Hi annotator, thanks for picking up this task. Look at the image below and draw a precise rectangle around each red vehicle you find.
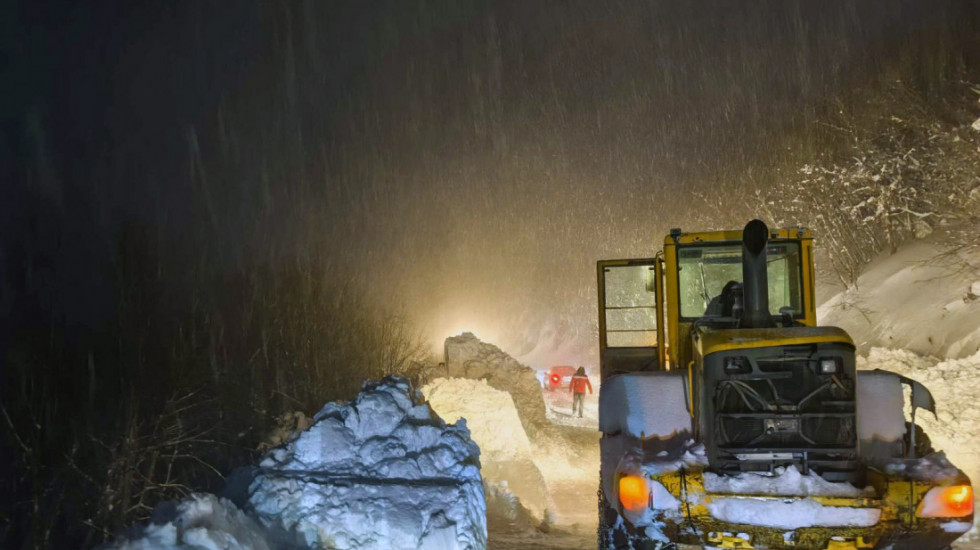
[544,365,577,391]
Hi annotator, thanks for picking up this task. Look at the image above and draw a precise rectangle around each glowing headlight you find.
[918,485,974,518]
[818,358,840,375]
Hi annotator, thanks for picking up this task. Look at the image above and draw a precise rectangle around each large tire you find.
[597,484,677,550]
[598,484,616,550]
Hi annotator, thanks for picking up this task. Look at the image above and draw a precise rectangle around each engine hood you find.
[695,326,854,357]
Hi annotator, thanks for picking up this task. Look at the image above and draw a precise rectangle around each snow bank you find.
[247,377,487,550]
[818,234,980,359]
[103,494,272,550]
[704,465,873,497]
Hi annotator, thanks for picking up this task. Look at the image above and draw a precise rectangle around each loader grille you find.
[704,345,858,480]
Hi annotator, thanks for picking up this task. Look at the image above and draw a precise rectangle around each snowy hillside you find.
[819,227,980,358]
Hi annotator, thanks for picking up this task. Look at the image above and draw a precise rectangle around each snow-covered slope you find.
[819,231,980,358]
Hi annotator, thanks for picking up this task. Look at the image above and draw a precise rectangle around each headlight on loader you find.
[618,474,651,512]
[918,485,973,518]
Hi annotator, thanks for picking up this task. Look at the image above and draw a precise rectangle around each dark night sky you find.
[3,1,977,364]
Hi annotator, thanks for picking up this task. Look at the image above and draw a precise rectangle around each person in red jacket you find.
[569,366,593,418]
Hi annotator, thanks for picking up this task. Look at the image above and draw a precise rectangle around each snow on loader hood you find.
[103,377,488,550]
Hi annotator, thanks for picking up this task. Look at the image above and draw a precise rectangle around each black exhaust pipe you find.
[742,219,774,328]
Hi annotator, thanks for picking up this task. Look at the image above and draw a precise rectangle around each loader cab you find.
[597,227,818,382]
[663,226,818,372]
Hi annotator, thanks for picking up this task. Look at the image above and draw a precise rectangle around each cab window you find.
[602,264,658,347]
[677,242,803,320]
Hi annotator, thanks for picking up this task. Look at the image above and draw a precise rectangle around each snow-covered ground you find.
[102,494,274,550]
[541,382,598,429]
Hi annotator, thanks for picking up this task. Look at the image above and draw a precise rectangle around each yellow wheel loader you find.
[596,220,973,550]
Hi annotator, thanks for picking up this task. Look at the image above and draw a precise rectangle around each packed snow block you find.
[856,370,906,463]
[247,377,487,550]
[598,371,691,439]
[444,332,549,433]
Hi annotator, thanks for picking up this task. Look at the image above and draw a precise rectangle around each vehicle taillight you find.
[618,475,650,512]
[919,485,974,518]
[551,374,560,383]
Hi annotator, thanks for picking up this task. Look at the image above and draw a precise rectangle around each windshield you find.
[677,242,803,319]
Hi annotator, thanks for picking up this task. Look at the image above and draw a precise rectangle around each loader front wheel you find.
[598,484,676,550]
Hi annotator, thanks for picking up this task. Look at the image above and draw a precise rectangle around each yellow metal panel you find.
[664,227,812,246]
[696,326,854,356]
[706,532,755,548]
[802,236,817,326]
[655,253,666,369]
[826,538,875,549]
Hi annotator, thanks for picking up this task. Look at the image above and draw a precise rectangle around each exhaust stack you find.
[741,219,774,328]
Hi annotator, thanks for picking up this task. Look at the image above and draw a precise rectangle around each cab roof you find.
[665,226,812,246]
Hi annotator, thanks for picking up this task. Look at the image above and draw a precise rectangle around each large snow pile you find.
[422,377,532,462]
[104,378,488,550]
[103,494,273,550]
[444,332,549,432]
[247,377,487,550]
[421,377,553,517]
[819,234,980,359]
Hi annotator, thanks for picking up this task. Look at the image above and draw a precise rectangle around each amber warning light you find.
[944,486,973,514]
[618,475,650,512]
[919,485,974,518]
